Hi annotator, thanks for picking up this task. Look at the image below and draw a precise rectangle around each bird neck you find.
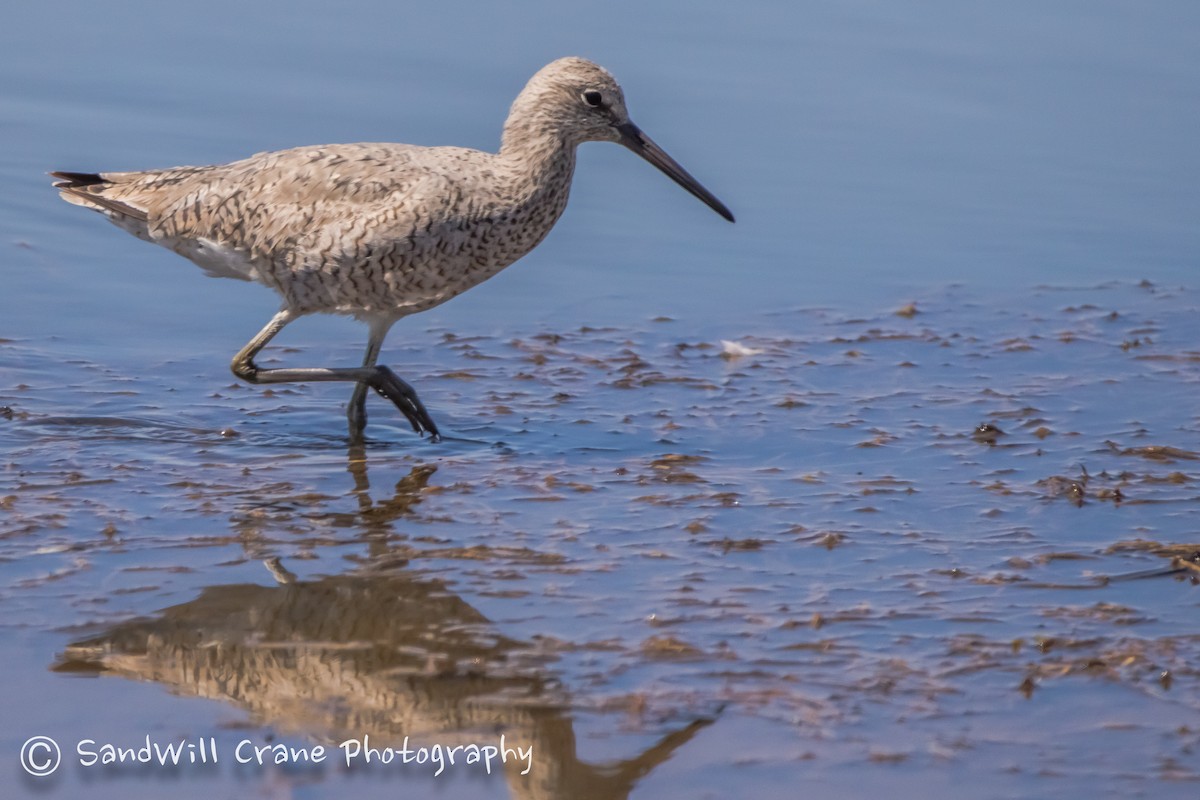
[498,119,577,203]
[500,113,574,158]
[499,80,583,164]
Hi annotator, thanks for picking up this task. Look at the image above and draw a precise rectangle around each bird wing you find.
[53,144,480,282]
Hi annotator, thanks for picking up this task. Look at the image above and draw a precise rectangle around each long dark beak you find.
[616,122,734,222]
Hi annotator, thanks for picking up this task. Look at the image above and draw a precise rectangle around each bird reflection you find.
[54,450,714,798]
[225,444,436,560]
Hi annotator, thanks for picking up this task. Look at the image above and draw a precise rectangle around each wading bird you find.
[53,57,733,441]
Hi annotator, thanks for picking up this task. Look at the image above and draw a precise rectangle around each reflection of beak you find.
[616,122,735,222]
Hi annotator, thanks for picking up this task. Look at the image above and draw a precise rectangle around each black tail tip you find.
[50,171,106,187]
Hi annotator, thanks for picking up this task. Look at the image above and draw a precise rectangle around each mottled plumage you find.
[52,57,733,441]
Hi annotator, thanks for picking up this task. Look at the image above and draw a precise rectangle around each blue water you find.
[2,2,1199,799]
[5,2,1199,338]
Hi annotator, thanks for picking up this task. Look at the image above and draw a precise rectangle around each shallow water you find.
[3,2,1200,799]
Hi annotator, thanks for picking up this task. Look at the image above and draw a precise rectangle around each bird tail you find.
[50,171,108,188]
[50,170,149,221]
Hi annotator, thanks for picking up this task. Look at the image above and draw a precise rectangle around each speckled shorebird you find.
[51,57,733,441]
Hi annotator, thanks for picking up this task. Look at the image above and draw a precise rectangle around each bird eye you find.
[581,90,604,108]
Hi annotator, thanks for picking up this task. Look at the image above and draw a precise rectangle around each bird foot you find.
[370,366,441,439]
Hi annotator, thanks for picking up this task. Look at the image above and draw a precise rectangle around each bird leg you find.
[347,317,394,440]
[231,310,440,440]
